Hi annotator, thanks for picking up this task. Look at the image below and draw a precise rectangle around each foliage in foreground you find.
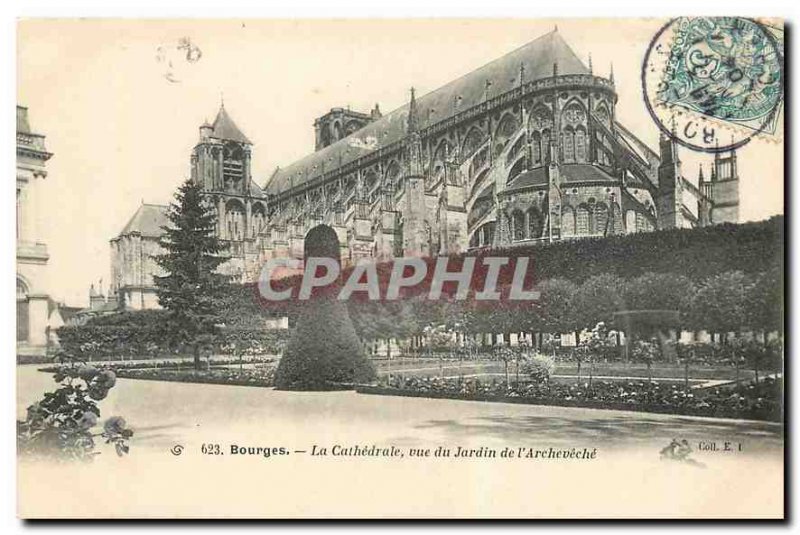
[18,353,134,461]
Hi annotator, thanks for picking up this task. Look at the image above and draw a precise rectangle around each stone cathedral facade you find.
[110,29,740,309]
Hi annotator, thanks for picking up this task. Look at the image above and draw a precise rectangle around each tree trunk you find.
[193,342,201,371]
[684,359,689,389]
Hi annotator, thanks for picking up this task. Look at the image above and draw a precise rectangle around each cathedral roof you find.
[560,163,618,184]
[265,30,589,196]
[505,167,549,191]
[502,163,619,193]
[118,203,169,238]
[211,105,252,145]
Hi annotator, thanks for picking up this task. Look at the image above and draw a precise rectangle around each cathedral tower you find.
[708,147,740,224]
[656,132,682,229]
[189,104,266,282]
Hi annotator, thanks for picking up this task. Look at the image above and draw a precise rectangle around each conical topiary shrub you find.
[274,225,376,390]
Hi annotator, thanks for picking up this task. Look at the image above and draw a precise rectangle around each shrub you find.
[274,298,376,390]
[521,353,555,384]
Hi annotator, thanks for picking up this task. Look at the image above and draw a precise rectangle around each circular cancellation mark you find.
[641,17,784,154]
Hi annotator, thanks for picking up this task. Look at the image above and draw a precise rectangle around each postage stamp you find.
[642,17,784,152]
[16,18,785,520]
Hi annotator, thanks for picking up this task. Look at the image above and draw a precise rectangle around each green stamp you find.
[656,17,783,136]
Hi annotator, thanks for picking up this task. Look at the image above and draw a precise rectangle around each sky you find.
[17,19,784,307]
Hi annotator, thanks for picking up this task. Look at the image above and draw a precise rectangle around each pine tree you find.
[154,179,230,369]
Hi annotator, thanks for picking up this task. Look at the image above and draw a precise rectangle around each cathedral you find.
[109,29,740,310]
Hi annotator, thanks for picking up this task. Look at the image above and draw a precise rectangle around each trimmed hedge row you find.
[56,323,288,360]
[475,216,783,283]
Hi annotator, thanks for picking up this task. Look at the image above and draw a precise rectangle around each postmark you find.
[642,17,784,153]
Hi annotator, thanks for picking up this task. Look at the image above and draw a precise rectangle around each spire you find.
[210,104,252,144]
[698,164,705,183]
[518,62,526,86]
[553,61,559,77]
[406,87,419,133]
[588,53,593,74]
[609,62,615,83]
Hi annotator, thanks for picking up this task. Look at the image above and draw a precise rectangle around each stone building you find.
[110,203,169,309]
[16,105,57,355]
[112,29,740,308]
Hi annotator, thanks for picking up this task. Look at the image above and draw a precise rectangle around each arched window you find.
[541,130,551,163]
[562,208,576,237]
[512,210,526,241]
[563,127,575,162]
[611,202,623,234]
[576,205,590,235]
[594,202,608,236]
[482,221,496,246]
[531,132,542,165]
[626,210,637,234]
[528,207,543,239]
[251,203,266,238]
[575,127,587,162]
[595,102,611,128]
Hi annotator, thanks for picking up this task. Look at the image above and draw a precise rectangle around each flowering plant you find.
[18,351,133,461]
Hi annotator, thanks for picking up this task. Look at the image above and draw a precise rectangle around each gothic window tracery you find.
[595,102,611,129]
[541,129,551,164]
[563,127,575,162]
[576,204,590,235]
[575,127,587,162]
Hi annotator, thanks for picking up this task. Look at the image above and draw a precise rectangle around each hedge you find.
[56,323,288,360]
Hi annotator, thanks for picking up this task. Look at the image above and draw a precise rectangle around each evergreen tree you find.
[154,179,230,369]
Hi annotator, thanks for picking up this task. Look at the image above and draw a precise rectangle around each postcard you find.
[16,18,784,519]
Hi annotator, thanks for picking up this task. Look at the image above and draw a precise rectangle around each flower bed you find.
[115,366,277,388]
[358,376,782,422]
